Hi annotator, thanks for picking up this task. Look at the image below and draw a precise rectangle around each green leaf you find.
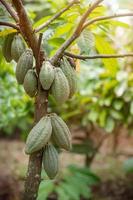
[56,187,69,200]
[37,180,54,200]
[110,109,123,120]
[110,20,130,28]
[105,117,115,133]
[0,29,17,37]
[99,110,107,127]
[77,30,95,54]
[95,35,119,76]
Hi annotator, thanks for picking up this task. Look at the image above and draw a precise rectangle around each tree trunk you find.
[23,90,48,200]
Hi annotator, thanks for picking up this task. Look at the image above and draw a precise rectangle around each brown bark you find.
[23,90,48,200]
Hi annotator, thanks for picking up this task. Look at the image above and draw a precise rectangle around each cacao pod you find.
[23,69,38,97]
[2,33,15,62]
[43,144,59,179]
[51,68,70,104]
[11,35,25,62]
[50,113,71,151]
[16,49,33,84]
[60,57,77,97]
[25,115,52,154]
[39,61,55,90]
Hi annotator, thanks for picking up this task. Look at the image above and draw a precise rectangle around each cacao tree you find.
[0,0,133,199]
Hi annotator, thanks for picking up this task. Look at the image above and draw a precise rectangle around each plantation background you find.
[0,0,133,200]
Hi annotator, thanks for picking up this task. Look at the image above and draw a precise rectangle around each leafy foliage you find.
[37,165,100,200]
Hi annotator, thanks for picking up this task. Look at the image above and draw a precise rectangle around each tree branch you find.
[51,0,103,65]
[0,0,19,22]
[12,0,39,60]
[83,13,133,30]
[74,0,104,36]
[0,21,19,30]
[35,0,79,33]
[64,52,133,60]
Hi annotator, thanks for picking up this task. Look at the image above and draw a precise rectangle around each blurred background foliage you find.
[0,0,133,138]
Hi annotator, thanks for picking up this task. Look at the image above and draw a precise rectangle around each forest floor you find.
[0,129,133,200]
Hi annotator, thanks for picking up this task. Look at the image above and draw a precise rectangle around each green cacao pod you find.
[2,33,15,62]
[50,113,71,151]
[43,144,59,179]
[60,57,77,97]
[16,49,33,84]
[51,68,70,104]
[25,115,52,154]
[11,35,25,62]
[39,61,55,90]
[23,69,38,97]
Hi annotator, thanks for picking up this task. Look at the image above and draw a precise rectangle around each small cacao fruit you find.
[11,35,25,62]
[39,61,55,90]
[25,115,52,154]
[51,68,70,104]
[2,33,15,62]
[50,113,71,151]
[23,69,38,97]
[43,144,59,179]
[60,57,77,97]
[16,49,33,84]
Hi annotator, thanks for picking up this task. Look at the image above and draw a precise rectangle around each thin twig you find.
[51,0,103,65]
[83,13,133,30]
[0,21,19,30]
[75,0,104,35]
[0,0,19,22]
[35,0,79,33]
[64,52,133,60]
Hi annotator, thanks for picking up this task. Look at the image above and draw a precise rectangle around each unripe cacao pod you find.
[43,144,59,179]
[25,115,52,154]
[11,35,25,62]
[16,49,33,84]
[39,61,55,90]
[23,69,38,97]
[50,113,71,151]
[60,57,77,97]
[51,68,70,104]
[2,33,15,62]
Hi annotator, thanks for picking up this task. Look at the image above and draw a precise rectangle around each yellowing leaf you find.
[0,29,17,37]
[95,35,119,76]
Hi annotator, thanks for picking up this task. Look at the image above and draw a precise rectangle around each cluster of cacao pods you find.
[39,57,77,103]
[3,33,78,179]
[2,33,37,97]
[25,113,71,179]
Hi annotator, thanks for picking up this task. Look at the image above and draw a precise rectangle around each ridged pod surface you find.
[16,49,33,84]
[2,33,15,62]
[43,144,59,179]
[51,68,70,104]
[60,57,77,97]
[23,69,38,97]
[11,35,25,62]
[50,113,71,151]
[25,115,52,154]
[39,61,55,90]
